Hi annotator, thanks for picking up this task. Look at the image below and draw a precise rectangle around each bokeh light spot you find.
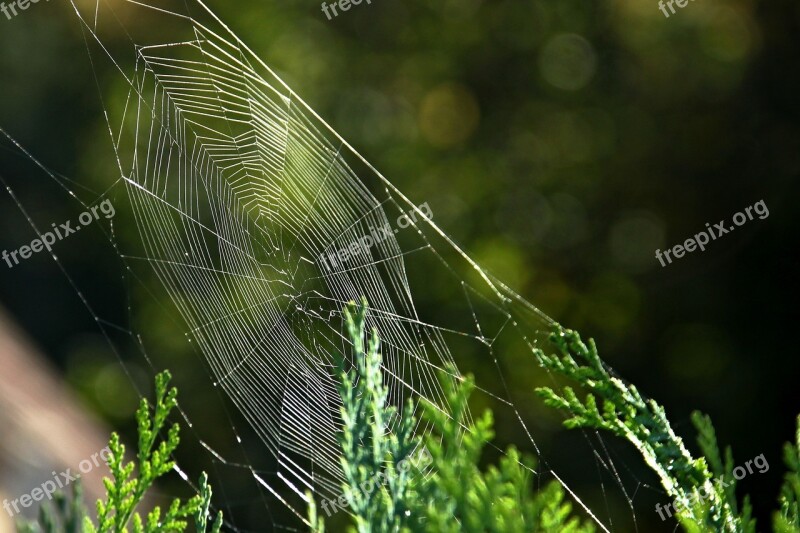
[418,83,480,148]
[608,211,666,272]
[539,33,597,91]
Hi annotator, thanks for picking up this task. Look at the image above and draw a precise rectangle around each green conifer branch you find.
[334,299,419,532]
[320,300,594,532]
[534,325,753,532]
[775,416,800,532]
[409,368,593,533]
[18,370,221,533]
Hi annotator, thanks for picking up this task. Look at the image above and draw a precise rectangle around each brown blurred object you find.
[0,305,110,531]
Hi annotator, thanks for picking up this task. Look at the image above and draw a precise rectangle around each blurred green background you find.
[1,0,798,531]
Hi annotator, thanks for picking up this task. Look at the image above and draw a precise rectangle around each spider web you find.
[2,0,665,530]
